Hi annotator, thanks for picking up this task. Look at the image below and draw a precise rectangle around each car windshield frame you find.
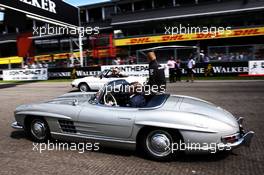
[88,79,130,105]
[88,87,105,105]
[97,69,112,78]
[88,79,170,109]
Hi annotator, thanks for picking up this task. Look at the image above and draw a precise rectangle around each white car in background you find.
[71,69,148,92]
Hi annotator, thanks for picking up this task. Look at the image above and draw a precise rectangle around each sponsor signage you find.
[32,52,83,61]
[114,27,264,46]
[249,60,264,75]
[101,64,169,77]
[101,62,248,77]
[0,62,249,80]
[0,0,79,26]
[34,55,53,61]
[194,62,248,76]
[3,68,48,81]
[48,67,101,79]
[19,0,57,14]
[0,56,23,65]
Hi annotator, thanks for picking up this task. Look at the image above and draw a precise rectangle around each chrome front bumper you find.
[11,121,23,130]
[241,131,254,147]
[219,117,254,149]
[219,131,254,150]
[237,117,254,147]
[71,82,78,88]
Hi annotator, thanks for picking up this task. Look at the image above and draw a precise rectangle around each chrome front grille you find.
[58,120,76,133]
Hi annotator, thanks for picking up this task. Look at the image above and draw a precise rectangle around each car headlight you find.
[71,80,77,85]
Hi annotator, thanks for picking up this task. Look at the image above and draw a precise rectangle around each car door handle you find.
[118,117,132,120]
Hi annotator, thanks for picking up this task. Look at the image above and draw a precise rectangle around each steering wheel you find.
[103,92,118,106]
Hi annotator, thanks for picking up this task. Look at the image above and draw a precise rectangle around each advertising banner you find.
[101,62,248,78]
[101,64,169,77]
[3,68,48,81]
[0,0,79,26]
[0,56,23,65]
[48,67,101,79]
[249,60,264,75]
[24,62,249,80]
[114,27,264,46]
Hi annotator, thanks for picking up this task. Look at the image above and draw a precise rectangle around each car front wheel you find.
[140,129,180,161]
[79,83,90,92]
[29,118,50,142]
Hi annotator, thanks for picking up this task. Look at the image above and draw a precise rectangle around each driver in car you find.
[129,82,146,108]
[109,68,122,78]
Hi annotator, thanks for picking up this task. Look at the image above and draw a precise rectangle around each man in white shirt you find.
[167,56,176,83]
[30,62,37,69]
[187,57,196,82]
[37,62,43,68]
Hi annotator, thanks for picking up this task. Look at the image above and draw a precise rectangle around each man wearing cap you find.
[146,51,166,94]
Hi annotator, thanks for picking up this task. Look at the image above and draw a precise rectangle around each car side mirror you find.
[72,99,78,106]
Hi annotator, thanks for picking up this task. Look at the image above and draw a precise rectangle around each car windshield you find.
[97,70,109,78]
[88,79,169,108]
[88,79,129,105]
[88,88,104,104]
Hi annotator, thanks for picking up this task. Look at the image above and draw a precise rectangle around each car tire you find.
[139,128,181,161]
[79,83,90,92]
[27,118,51,143]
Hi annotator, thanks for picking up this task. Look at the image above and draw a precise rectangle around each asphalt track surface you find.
[0,80,263,175]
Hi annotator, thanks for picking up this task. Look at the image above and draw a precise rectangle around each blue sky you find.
[66,0,109,6]
[0,0,108,20]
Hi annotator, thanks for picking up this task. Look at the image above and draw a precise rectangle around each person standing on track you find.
[167,56,176,83]
[147,51,166,94]
[175,59,182,82]
[186,56,196,83]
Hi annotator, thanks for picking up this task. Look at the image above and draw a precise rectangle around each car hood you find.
[178,96,238,127]
[80,76,98,81]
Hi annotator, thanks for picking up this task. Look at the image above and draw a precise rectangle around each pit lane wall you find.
[1,61,263,80]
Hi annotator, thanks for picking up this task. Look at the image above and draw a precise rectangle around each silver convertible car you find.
[12,80,254,161]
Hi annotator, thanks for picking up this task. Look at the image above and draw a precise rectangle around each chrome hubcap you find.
[31,120,47,140]
[146,131,172,157]
[80,85,87,92]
